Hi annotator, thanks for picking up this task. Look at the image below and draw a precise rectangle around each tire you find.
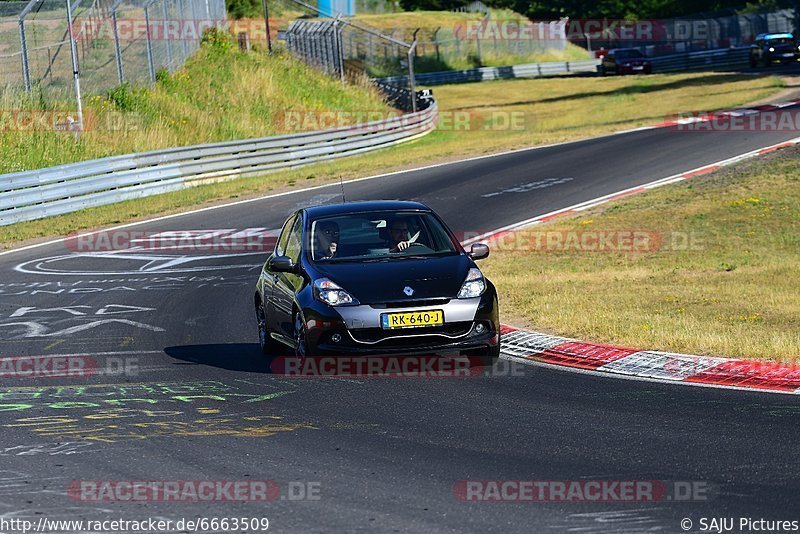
[256,298,280,357]
[750,55,758,68]
[598,65,606,76]
[294,311,309,358]
[480,342,501,367]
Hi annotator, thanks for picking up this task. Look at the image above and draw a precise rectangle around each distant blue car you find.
[750,33,800,67]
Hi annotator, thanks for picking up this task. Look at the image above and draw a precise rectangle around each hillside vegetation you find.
[0,29,391,174]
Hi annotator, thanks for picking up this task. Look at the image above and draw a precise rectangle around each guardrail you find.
[649,47,750,73]
[378,47,753,86]
[377,59,600,86]
[0,98,438,226]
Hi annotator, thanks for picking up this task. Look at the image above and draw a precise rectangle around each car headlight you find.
[769,47,775,52]
[457,268,486,299]
[313,278,359,306]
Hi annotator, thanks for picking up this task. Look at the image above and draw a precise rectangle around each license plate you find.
[381,310,444,329]
[633,66,644,70]
[783,53,795,57]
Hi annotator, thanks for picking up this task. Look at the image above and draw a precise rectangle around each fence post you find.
[178,0,189,57]
[162,0,172,68]
[18,19,31,92]
[334,16,345,83]
[111,0,124,83]
[144,0,156,83]
[433,26,440,62]
[408,39,417,113]
[262,0,272,52]
[65,0,84,132]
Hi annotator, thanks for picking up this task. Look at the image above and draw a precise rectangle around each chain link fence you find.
[278,0,423,110]
[1,0,226,129]
[277,0,571,82]
[571,9,797,57]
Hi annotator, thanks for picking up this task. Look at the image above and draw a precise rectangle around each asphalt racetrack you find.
[1,115,800,533]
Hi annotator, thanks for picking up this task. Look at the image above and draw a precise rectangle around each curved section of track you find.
[1,117,799,532]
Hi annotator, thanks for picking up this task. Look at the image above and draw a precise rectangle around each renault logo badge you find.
[403,286,414,296]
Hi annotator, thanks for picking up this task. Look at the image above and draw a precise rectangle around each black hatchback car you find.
[599,48,652,75]
[254,201,500,364]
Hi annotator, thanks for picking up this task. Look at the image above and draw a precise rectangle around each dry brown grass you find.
[481,149,800,362]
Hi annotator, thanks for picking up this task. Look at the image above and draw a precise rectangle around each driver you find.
[315,220,339,259]
[388,217,413,252]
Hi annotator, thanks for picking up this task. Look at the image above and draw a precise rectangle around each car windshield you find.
[614,49,644,59]
[766,38,794,45]
[309,211,459,262]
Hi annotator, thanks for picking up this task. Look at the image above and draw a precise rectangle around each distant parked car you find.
[749,33,800,67]
[598,48,652,76]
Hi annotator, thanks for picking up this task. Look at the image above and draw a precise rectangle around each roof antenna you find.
[339,175,347,203]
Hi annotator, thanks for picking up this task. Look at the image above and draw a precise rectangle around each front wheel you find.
[294,311,309,357]
[256,298,280,357]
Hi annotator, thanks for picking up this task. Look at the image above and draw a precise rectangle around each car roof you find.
[609,48,641,53]
[303,200,432,219]
[757,33,794,40]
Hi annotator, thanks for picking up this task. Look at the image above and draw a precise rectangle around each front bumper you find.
[301,288,500,356]
[766,52,800,63]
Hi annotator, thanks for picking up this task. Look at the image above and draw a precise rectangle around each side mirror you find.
[468,243,490,260]
[268,255,295,273]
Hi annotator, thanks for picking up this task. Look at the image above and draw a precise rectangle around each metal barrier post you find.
[66,0,84,131]
[144,0,156,82]
[262,0,272,52]
[162,0,172,68]
[111,0,124,83]
[17,0,40,93]
[408,39,417,113]
[18,19,31,92]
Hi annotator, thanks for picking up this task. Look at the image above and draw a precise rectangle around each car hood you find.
[312,254,472,304]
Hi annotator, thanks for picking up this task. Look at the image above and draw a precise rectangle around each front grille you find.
[370,298,451,309]
[349,321,473,345]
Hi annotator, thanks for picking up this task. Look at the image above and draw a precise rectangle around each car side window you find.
[284,216,303,263]
[275,215,296,257]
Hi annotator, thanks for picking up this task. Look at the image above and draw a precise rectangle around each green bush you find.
[201,26,235,52]
[226,0,262,19]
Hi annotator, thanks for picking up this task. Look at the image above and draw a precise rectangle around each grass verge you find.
[0,31,391,174]
[481,147,800,362]
[0,71,784,246]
